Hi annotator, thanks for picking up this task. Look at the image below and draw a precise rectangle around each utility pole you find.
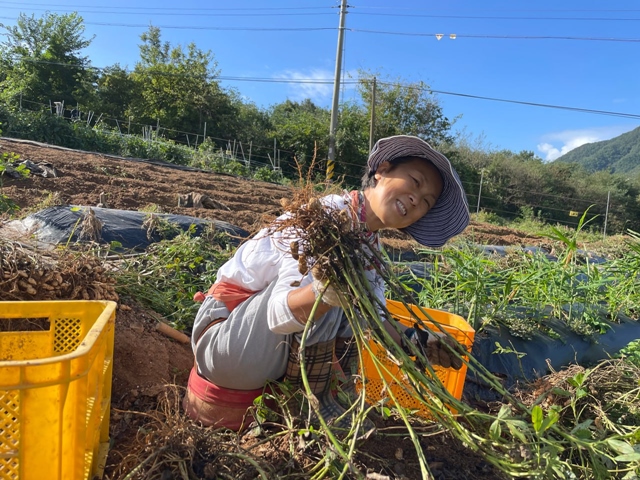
[603,190,611,240]
[326,0,348,181]
[476,169,484,214]
[368,77,377,152]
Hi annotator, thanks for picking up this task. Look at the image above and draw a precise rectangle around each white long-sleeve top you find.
[215,192,386,334]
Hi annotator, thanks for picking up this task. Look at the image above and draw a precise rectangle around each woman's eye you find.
[412,177,419,186]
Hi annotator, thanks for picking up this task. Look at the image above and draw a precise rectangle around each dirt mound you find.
[0,138,537,479]
[0,137,290,234]
[0,137,550,251]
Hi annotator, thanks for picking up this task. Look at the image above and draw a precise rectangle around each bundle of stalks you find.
[515,360,640,434]
[78,207,103,242]
[272,189,640,479]
[0,239,118,302]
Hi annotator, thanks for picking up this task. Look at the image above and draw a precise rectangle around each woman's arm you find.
[287,284,334,325]
[383,316,408,345]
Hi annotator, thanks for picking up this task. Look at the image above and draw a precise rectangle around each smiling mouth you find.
[396,200,407,216]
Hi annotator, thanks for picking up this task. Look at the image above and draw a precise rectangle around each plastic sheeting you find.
[463,311,640,402]
[478,244,559,261]
[16,205,249,251]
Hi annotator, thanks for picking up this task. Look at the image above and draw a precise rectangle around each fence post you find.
[476,169,484,214]
[239,142,248,168]
[369,76,377,152]
[603,190,610,240]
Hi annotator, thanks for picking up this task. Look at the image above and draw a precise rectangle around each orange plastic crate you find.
[0,301,116,480]
[358,300,475,418]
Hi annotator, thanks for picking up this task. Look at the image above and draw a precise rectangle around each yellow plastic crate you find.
[0,301,116,480]
[358,299,475,418]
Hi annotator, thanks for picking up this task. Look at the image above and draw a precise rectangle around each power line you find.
[0,1,332,11]
[353,6,640,13]
[9,57,640,121]
[0,16,334,31]
[0,5,335,17]
[209,75,338,85]
[351,29,640,43]
[5,2,637,20]
[352,12,640,21]
[13,1,635,14]
[2,14,639,41]
[6,2,635,14]
[463,179,638,217]
[90,22,335,32]
[379,81,640,120]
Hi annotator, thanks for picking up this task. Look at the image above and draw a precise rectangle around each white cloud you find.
[536,125,637,161]
[537,142,561,160]
[274,69,334,102]
[273,68,358,103]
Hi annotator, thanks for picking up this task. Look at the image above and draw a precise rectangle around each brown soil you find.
[0,137,542,479]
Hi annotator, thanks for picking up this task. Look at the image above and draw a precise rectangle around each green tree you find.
[129,26,235,139]
[91,64,138,121]
[222,92,272,146]
[268,99,330,179]
[478,150,556,220]
[572,169,640,233]
[334,101,370,187]
[0,12,95,108]
[358,72,455,145]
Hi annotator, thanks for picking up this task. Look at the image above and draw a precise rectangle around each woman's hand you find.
[310,261,343,307]
[402,326,464,370]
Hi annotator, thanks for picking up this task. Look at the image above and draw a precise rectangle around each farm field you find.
[1,137,638,479]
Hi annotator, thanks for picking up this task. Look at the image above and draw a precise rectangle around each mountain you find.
[553,126,640,176]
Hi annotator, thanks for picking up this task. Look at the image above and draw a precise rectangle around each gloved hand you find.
[402,326,464,370]
[310,260,343,307]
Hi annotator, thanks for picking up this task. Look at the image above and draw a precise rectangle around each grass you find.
[401,235,639,339]
[0,150,27,214]
[113,225,233,328]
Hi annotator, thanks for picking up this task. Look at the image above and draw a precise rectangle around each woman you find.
[184,135,470,432]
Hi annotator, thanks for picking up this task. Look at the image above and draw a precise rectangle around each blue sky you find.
[1,0,639,160]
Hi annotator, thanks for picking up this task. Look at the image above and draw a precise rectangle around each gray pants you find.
[192,281,353,390]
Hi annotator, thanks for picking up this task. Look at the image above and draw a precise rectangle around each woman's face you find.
[365,157,443,232]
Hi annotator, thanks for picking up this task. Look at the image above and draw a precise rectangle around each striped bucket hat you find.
[367,135,470,247]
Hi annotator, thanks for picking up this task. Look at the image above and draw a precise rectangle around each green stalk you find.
[287,200,640,479]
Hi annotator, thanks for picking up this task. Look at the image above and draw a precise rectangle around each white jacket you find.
[215,192,386,334]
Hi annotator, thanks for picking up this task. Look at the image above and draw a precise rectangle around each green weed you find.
[0,146,28,214]
[115,226,232,328]
[472,209,507,226]
[618,340,640,368]
[407,239,638,339]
